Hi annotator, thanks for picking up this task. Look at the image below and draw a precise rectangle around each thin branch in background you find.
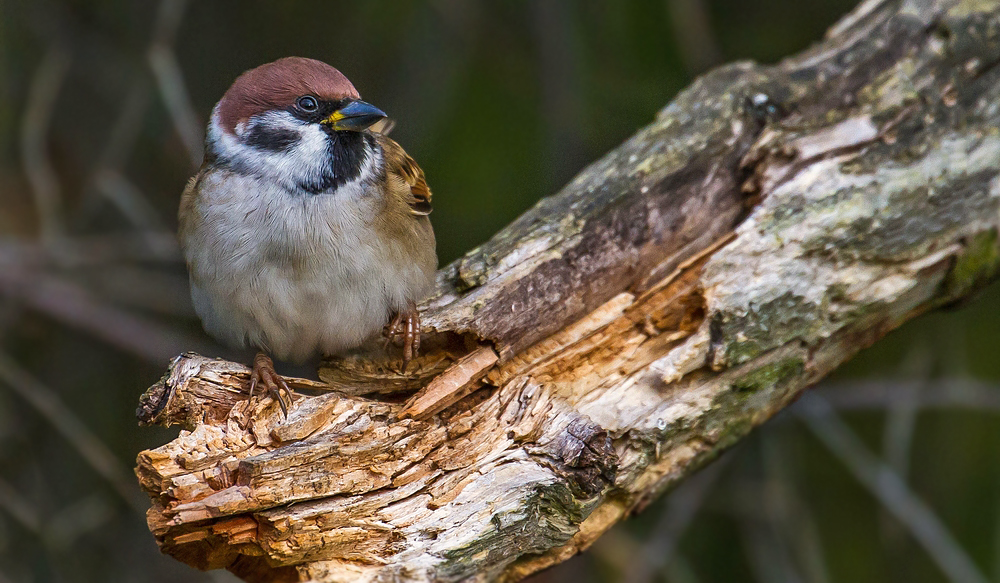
[797,394,990,583]
[739,510,802,583]
[0,270,210,362]
[19,44,71,246]
[727,445,805,583]
[93,169,175,256]
[811,379,1000,412]
[880,341,933,554]
[762,433,830,583]
[937,319,972,377]
[624,455,731,583]
[0,351,147,515]
[0,477,42,535]
[148,0,203,168]
[664,0,723,75]
[94,170,166,232]
[882,341,934,480]
[149,44,202,167]
[0,236,181,269]
[96,80,152,172]
[44,494,114,549]
[881,386,920,478]
[88,265,193,318]
[82,79,171,246]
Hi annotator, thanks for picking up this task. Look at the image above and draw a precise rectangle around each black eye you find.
[296,95,319,112]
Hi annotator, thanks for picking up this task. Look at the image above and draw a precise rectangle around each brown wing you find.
[377,134,432,216]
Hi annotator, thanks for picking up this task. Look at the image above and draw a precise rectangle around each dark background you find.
[1,1,999,582]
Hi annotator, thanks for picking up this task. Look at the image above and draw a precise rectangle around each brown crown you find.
[216,57,361,133]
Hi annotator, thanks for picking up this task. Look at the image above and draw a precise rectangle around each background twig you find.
[798,395,989,583]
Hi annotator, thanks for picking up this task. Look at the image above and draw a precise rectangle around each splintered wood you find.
[400,345,499,419]
[136,256,708,582]
[137,1,1000,580]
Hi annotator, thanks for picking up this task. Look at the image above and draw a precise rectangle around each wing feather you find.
[377,134,432,216]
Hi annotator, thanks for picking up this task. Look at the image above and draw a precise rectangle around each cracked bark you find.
[136,1,1000,581]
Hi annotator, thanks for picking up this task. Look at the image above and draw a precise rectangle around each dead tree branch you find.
[136,1,1000,581]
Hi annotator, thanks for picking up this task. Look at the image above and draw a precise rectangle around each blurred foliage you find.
[1,1,998,582]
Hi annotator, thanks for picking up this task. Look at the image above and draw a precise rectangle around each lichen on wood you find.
[136,1,1000,581]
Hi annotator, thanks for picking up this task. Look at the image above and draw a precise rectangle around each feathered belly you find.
[191,259,399,362]
[182,175,433,363]
[191,236,427,362]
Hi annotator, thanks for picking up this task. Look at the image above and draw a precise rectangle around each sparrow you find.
[178,57,437,412]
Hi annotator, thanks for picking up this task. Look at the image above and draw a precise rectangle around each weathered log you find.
[136,0,1000,581]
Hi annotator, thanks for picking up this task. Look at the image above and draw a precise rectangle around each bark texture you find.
[136,0,1000,581]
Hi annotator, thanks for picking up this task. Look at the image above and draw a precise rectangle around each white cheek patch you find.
[209,109,334,191]
[206,106,381,195]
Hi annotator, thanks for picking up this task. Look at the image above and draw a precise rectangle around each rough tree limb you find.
[135,1,1000,581]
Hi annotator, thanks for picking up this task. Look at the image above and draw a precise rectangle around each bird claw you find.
[249,352,293,416]
[383,306,421,371]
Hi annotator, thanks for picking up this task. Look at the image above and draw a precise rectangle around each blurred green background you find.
[1,1,999,582]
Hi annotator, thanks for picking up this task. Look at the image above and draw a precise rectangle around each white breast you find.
[182,167,431,363]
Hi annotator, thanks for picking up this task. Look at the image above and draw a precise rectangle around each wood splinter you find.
[400,345,499,420]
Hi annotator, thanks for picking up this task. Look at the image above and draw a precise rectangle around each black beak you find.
[322,100,387,132]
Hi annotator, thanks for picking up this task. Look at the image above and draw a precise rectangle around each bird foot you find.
[248,352,293,416]
[383,306,421,370]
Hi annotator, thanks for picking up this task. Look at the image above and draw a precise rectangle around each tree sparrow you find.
[178,57,437,412]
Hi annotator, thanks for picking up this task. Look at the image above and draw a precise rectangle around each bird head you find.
[207,57,388,194]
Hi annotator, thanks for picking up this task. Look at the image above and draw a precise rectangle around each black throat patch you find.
[296,129,375,195]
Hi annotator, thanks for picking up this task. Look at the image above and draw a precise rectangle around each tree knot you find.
[552,417,618,498]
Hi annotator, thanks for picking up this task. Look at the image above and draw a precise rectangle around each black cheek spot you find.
[244,125,301,152]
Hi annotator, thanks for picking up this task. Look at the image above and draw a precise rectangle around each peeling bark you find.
[137,1,1000,581]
